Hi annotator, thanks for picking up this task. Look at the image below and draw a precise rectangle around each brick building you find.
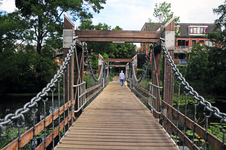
[141,22,218,66]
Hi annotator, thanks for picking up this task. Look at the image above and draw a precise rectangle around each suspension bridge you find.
[1,16,226,150]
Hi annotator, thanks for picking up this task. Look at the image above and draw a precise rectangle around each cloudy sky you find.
[89,0,224,30]
[0,0,224,30]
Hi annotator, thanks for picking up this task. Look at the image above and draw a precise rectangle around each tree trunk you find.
[37,15,43,55]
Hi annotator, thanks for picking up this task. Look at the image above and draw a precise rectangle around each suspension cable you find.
[161,38,226,123]
[0,39,77,129]
[132,49,151,83]
[85,48,104,82]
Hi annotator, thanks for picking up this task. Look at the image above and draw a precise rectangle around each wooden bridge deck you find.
[55,82,178,150]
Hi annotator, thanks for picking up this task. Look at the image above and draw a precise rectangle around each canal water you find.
[0,95,64,120]
[0,94,65,149]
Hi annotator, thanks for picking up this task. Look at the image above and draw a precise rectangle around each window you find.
[190,27,193,34]
[199,40,204,46]
[192,40,196,46]
[205,40,213,47]
[200,27,204,33]
[193,27,197,34]
[200,27,208,33]
[185,41,189,46]
[178,40,185,46]
[190,27,197,34]
[178,40,189,46]
[190,27,208,34]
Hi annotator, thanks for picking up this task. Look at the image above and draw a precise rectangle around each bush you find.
[110,76,114,81]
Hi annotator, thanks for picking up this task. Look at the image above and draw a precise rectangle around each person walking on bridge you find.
[119,70,125,87]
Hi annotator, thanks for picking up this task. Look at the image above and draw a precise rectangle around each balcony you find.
[174,59,187,66]
[175,46,191,53]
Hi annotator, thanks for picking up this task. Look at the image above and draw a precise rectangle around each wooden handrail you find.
[86,87,102,102]
[133,88,149,103]
[85,84,101,94]
[162,115,199,150]
[134,84,150,95]
[36,113,73,150]
[2,100,74,150]
[162,101,226,150]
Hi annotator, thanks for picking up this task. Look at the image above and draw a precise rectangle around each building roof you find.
[177,23,216,37]
[141,22,161,31]
[141,22,220,37]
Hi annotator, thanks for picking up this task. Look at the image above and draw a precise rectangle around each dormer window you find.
[190,27,197,34]
[200,27,208,33]
[189,26,208,34]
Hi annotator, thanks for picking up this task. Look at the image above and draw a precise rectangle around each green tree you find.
[0,0,106,93]
[79,20,136,59]
[207,1,226,47]
[0,46,57,94]
[185,43,210,94]
[15,0,106,55]
[0,11,60,93]
[149,1,180,36]
[206,1,226,95]
[90,52,98,70]
[153,2,180,26]
[102,53,109,59]
[0,11,29,52]
[184,1,226,96]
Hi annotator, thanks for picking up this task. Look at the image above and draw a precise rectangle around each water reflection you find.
[0,94,65,149]
[0,95,63,123]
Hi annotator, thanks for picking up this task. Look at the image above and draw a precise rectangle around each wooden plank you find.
[85,87,102,102]
[61,136,173,143]
[55,82,178,150]
[75,30,162,38]
[85,84,100,94]
[59,140,175,147]
[36,113,72,150]
[163,101,226,150]
[134,84,150,95]
[56,146,177,150]
[77,37,160,43]
[133,88,149,103]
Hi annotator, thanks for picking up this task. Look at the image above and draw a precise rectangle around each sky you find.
[0,0,224,46]
[84,0,223,30]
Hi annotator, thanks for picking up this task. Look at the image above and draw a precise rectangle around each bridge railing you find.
[128,39,226,150]
[0,40,76,150]
[74,81,102,113]
[0,39,106,150]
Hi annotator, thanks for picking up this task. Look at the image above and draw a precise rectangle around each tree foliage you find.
[15,0,106,55]
[185,43,210,94]
[0,46,57,94]
[184,1,226,96]
[79,20,136,59]
[207,1,226,47]
[153,2,180,26]
[0,11,29,52]
[0,0,106,94]
[149,1,180,34]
